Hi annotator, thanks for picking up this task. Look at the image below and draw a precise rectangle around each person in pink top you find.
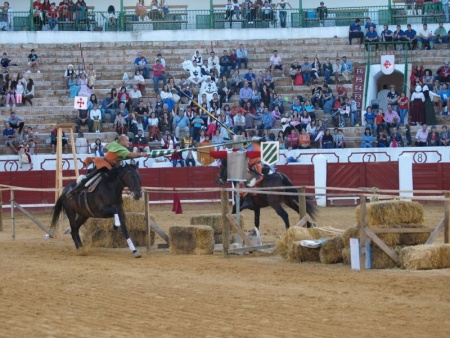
[152,59,166,93]
[383,104,400,134]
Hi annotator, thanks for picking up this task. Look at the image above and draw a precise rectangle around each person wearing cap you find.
[64,64,77,79]
[410,85,425,125]
[348,18,364,45]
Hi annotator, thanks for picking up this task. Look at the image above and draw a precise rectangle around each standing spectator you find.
[427,125,440,146]
[332,58,341,84]
[349,96,359,127]
[387,85,399,112]
[219,50,232,78]
[90,103,102,133]
[134,52,149,79]
[176,76,192,103]
[410,85,425,125]
[269,50,286,77]
[349,18,364,45]
[276,0,292,28]
[236,44,248,69]
[6,112,25,135]
[68,73,80,98]
[200,76,217,103]
[152,59,166,93]
[135,100,149,131]
[397,91,409,126]
[415,124,428,146]
[148,111,160,141]
[0,1,12,31]
[340,56,353,83]
[311,57,321,85]
[316,1,327,21]
[361,127,373,148]
[443,0,449,23]
[27,49,40,74]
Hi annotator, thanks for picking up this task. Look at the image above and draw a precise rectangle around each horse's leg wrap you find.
[114,214,120,226]
[127,238,136,252]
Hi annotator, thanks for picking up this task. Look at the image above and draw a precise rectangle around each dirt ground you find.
[0,203,449,338]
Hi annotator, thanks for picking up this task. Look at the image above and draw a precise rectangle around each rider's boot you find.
[68,169,97,197]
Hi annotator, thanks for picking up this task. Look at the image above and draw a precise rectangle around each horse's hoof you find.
[133,250,142,258]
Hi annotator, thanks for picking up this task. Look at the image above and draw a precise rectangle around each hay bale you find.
[169,225,214,255]
[320,237,344,264]
[397,223,430,246]
[190,214,244,235]
[82,212,155,248]
[342,247,351,265]
[288,241,321,262]
[276,226,337,260]
[355,200,424,226]
[122,195,145,213]
[400,244,450,270]
[342,227,360,248]
[341,243,402,269]
[342,225,399,247]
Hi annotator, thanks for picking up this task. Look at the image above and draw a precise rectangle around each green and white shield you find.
[261,142,280,166]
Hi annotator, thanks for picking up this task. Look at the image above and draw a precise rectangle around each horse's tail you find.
[50,194,65,229]
[279,173,318,221]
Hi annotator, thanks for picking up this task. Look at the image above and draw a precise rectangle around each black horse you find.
[217,160,317,229]
[51,164,143,258]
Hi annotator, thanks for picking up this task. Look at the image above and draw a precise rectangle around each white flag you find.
[74,96,88,110]
[381,54,395,75]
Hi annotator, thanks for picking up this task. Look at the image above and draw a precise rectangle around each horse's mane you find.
[104,165,136,183]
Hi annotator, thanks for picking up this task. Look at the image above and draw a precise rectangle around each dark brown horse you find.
[217,160,317,229]
[51,164,143,258]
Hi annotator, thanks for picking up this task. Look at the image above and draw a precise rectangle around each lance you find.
[178,90,235,137]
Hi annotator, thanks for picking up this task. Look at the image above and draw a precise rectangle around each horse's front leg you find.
[272,204,290,230]
[117,208,141,258]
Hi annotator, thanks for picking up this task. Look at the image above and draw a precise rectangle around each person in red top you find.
[33,0,43,10]
[46,2,59,31]
[152,59,166,93]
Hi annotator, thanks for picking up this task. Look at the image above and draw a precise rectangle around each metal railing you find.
[2,5,448,32]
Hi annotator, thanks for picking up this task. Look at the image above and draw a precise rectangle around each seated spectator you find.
[384,104,400,134]
[361,127,373,148]
[321,129,333,149]
[440,125,450,146]
[6,112,25,135]
[377,129,388,147]
[290,60,302,86]
[46,2,59,31]
[160,84,175,111]
[436,60,450,83]
[363,106,376,135]
[185,146,196,166]
[298,128,311,149]
[171,144,185,167]
[364,17,376,32]
[50,128,68,154]
[348,18,364,45]
[332,58,341,84]
[255,107,274,133]
[101,89,119,122]
[219,50,232,78]
[239,80,253,107]
[334,128,345,148]
[269,50,286,77]
[380,25,394,51]
[2,122,16,147]
[68,73,80,98]
[114,111,128,135]
[132,128,150,153]
[118,86,131,110]
[133,70,146,96]
[340,56,353,83]
[21,126,35,154]
[244,67,256,88]
[285,145,297,163]
[176,76,192,104]
[191,50,203,67]
[233,111,245,134]
[286,129,299,149]
[26,48,40,74]
[375,108,385,135]
[134,52,149,79]
[78,73,92,98]
[152,59,166,93]
[404,24,418,50]
[418,23,433,50]
[200,76,218,103]
[90,103,102,133]
[365,26,379,51]
[91,138,105,156]
[393,24,405,50]
[301,56,312,86]
[148,111,160,140]
[125,112,139,136]
[236,44,248,70]
[300,110,311,129]
[322,57,333,85]
[64,64,77,82]
[188,60,203,88]
[415,123,428,146]
[434,22,448,45]
[390,127,403,147]
[427,125,440,146]
[75,109,93,133]
[208,51,220,77]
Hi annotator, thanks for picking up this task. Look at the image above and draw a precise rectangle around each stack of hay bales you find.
[82,196,155,248]
[169,225,214,255]
[276,227,340,263]
[340,200,428,269]
[400,244,450,270]
[190,214,244,244]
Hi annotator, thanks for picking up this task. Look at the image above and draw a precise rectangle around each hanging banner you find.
[381,54,395,75]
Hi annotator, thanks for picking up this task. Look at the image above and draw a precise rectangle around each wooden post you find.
[0,189,3,232]
[10,190,15,241]
[221,189,229,257]
[145,191,151,254]
[445,192,449,244]
[298,186,306,222]
[359,194,366,270]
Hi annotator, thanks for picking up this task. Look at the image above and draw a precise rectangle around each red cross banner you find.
[74,96,88,110]
[381,54,395,75]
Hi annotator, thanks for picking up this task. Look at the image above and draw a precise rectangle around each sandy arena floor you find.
[0,203,449,338]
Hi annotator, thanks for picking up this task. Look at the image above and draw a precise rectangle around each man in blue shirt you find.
[364,17,376,32]
[244,67,257,88]
[172,109,190,139]
[365,26,379,51]
[393,24,406,50]
[349,18,364,45]
[301,56,312,86]
[404,24,418,50]
[381,25,394,51]
[236,44,248,70]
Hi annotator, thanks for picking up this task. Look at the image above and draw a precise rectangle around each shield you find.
[261,142,280,166]
[74,96,88,110]
[381,54,395,75]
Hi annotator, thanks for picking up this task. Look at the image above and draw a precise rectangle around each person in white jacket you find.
[90,103,103,132]
[188,60,204,87]
[200,76,218,102]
